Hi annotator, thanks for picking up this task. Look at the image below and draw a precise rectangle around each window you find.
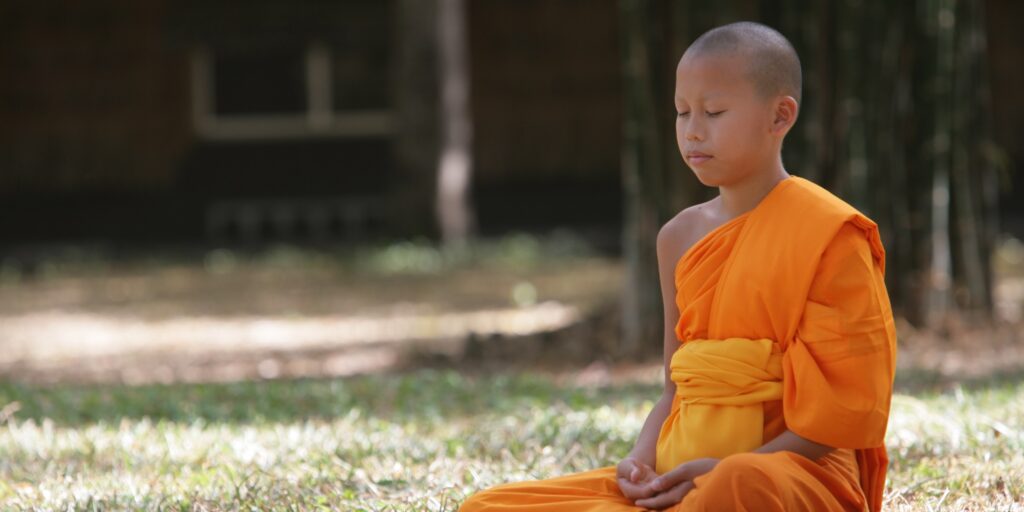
[214,48,307,115]
[191,41,392,140]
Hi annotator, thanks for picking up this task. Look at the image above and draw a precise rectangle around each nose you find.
[683,116,704,142]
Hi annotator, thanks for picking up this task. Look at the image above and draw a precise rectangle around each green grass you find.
[0,370,1021,511]
[0,229,600,286]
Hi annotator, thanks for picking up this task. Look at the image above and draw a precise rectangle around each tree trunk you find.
[619,0,665,358]
[436,0,476,251]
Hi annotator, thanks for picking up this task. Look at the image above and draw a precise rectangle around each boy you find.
[459,20,896,512]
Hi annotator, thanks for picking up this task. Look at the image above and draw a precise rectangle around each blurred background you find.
[0,0,1022,387]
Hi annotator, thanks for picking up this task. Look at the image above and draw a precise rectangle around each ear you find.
[770,96,799,136]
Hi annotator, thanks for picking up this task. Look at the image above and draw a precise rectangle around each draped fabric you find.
[459,176,897,512]
[656,337,783,474]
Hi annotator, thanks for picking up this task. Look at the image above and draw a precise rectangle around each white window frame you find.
[190,42,393,140]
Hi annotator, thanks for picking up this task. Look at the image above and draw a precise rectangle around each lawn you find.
[1,367,1021,511]
[2,233,1022,511]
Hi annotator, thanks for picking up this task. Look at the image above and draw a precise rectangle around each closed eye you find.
[707,110,725,117]
[676,111,690,118]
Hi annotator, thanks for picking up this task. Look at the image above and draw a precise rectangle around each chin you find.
[691,165,748,188]
[690,167,726,187]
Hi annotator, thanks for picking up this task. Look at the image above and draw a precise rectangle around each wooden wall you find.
[0,1,192,192]
[986,0,1024,220]
[0,0,1020,241]
[467,0,623,231]
[468,0,621,184]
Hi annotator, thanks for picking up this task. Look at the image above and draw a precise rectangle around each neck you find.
[717,157,790,219]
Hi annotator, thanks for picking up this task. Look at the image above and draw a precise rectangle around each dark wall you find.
[986,0,1024,228]
[2,0,1020,243]
[0,1,192,192]
[0,1,396,243]
[467,0,623,233]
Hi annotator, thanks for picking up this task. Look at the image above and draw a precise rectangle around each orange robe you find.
[459,176,897,512]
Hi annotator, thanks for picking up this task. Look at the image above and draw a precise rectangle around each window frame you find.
[190,42,393,140]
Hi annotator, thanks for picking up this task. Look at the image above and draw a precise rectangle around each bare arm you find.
[754,429,837,461]
[627,391,674,468]
[627,222,687,468]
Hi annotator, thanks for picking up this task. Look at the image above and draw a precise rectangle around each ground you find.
[0,232,1022,511]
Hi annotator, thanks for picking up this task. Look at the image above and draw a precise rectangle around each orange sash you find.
[655,337,783,474]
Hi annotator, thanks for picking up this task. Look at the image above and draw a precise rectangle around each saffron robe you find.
[459,175,897,512]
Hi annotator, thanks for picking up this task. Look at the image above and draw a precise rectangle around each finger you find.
[677,480,697,501]
[619,477,657,499]
[617,477,657,500]
[630,467,641,482]
[634,488,675,509]
[647,464,694,493]
[636,465,651,483]
[617,459,637,480]
[634,481,694,510]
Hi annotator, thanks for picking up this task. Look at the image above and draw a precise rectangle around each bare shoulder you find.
[657,197,719,264]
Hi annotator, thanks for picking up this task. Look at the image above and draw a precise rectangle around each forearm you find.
[753,428,836,461]
[628,390,675,467]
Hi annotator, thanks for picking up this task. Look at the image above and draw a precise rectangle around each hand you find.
[615,456,658,501]
[633,457,719,510]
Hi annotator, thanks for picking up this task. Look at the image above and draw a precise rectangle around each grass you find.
[0,369,1021,511]
[0,232,1020,510]
[0,229,602,285]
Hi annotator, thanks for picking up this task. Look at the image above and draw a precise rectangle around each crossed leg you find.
[459,450,866,512]
[673,451,866,512]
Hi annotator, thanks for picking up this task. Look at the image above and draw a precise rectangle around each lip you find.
[686,151,713,164]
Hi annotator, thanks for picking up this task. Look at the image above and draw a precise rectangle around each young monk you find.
[459,20,896,512]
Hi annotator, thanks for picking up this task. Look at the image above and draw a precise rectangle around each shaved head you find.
[683,21,802,106]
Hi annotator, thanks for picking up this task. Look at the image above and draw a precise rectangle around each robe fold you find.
[656,337,784,474]
[459,176,897,512]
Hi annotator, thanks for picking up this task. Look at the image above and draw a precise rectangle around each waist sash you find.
[655,337,783,474]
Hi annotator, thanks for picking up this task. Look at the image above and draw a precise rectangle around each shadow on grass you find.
[0,365,662,427]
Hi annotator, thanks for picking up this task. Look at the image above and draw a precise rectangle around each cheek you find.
[744,111,773,136]
[722,118,764,152]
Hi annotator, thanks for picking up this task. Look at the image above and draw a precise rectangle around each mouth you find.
[685,151,713,165]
